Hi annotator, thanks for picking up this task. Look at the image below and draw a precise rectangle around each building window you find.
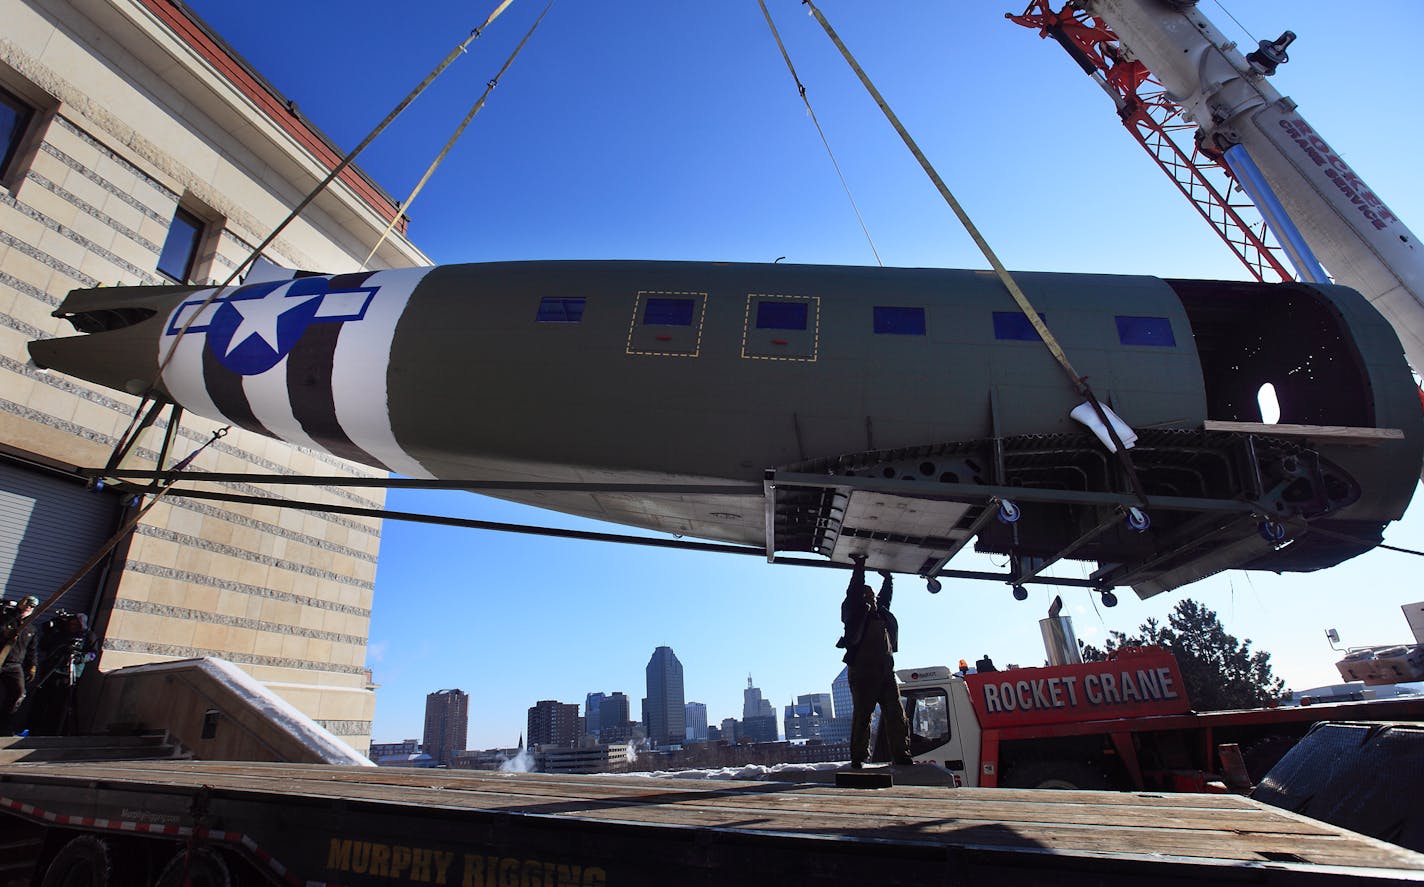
[0,86,36,184]
[1115,315,1176,347]
[643,297,695,326]
[993,311,1044,342]
[756,300,809,331]
[873,306,926,336]
[536,297,586,323]
[157,206,205,283]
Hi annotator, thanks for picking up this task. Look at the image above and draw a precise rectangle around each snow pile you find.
[636,761,846,781]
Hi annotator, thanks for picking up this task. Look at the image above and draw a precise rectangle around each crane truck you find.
[883,603,1424,792]
[896,646,1424,791]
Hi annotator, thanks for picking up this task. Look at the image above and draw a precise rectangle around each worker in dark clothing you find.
[976,654,998,673]
[836,555,911,768]
[28,611,97,735]
[0,596,39,734]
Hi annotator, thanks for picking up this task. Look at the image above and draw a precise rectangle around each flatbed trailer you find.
[2,760,1423,886]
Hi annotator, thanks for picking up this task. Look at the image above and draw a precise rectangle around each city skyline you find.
[386,650,868,753]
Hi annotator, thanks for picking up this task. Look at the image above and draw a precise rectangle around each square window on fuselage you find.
[536,297,586,323]
[756,300,808,331]
[743,294,818,361]
[993,311,1045,342]
[1115,315,1176,347]
[874,306,926,336]
[626,291,707,357]
[643,298,695,326]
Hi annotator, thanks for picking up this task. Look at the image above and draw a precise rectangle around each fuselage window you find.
[874,306,926,336]
[993,311,1045,342]
[1115,315,1176,347]
[536,297,586,323]
[756,300,809,330]
[644,297,695,326]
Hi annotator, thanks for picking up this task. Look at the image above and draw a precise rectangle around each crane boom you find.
[1073,0,1424,372]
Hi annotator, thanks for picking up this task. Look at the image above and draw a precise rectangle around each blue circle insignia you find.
[204,279,328,376]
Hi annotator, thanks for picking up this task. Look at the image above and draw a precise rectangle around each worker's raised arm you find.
[846,553,867,596]
[878,570,893,609]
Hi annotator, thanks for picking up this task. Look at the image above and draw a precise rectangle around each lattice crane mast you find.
[1008,2,1291,284]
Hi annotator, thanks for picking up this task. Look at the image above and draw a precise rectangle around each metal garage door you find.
[0,459,122,619]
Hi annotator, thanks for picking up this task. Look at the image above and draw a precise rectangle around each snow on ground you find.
[634,761,847,780]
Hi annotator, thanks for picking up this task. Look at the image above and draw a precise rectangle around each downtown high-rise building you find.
[599,692,633,742]
[645,646,686,747]
[684,702,708,742]
[528,699,580,749]
[785,692,832,740]
[742,675,778,743]
[585,692,606,739]
[423,689,469,766]
[743,674,774,719]
[826,667,853,744]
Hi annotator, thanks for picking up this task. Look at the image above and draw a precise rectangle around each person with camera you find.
[0,596,39,734]
[28,611,96,735]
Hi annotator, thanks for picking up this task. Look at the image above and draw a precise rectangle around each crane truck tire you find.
[155,847,233,887]
[40,834,114,887]
[1003,760,1112,791]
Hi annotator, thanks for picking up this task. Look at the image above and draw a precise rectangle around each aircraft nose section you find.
[27,283,199,400]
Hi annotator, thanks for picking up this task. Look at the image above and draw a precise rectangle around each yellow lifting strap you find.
[801,0,1084,392]
[756,0,883,266]
[802,1,1148,504]
[363,0,559,269]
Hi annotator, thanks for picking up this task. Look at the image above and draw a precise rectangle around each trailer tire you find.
[155,847,233,887]
[41,835,113,887]
[1004,760,1111,791]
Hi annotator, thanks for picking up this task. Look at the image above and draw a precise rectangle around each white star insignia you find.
[226,284,321,357]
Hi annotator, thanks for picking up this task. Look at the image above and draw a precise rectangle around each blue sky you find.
[183,0,1424,750]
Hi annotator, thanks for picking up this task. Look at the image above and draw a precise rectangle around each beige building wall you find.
[0,0,429,753]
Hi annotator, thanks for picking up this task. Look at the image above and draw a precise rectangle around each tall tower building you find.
[831,667,852,720]
[684,702,708,742]
[743,674,775,719]
[599,692,632,742]
[826,667,853,744]
[645,646,686,747]
[423,689,469,766]
[741,675,779,743]
[584,692,606,739]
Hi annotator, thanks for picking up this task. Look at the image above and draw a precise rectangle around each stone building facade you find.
[0,0,428,753]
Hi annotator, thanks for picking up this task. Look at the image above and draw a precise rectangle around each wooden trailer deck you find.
[2,760,1422,885]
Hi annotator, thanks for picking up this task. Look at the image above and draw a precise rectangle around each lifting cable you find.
[105,0,520,470]
[362,0,559,269]
[802,0,1149,505]
[0,427,230,662]
[756,0,883,266]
